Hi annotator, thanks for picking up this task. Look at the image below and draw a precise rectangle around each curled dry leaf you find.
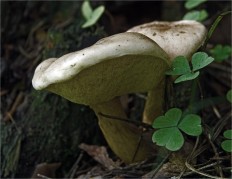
[31,162,61,179]
[79,143,118,170]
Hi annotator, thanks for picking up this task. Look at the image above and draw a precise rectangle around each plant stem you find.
[91,97,155,164]
[143,79,165,124]
[202,11,231,49]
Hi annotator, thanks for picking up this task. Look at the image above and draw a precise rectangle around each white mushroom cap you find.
[127,20,207,59]
[32,32,170,105]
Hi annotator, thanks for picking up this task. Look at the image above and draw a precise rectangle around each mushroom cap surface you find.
[127,20,207,59]
[32,32,170,105]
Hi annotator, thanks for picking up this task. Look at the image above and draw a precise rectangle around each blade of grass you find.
[202,11,231,49]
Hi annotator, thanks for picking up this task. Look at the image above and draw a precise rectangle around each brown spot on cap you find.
[180,31,186,33]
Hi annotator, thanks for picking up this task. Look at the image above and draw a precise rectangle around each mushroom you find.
[32,32,170,163]
[128,20,207,124]
[127,20,207,59]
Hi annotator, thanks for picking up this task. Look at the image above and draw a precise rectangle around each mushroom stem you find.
[91,97,154,164]
[143,79,165,124]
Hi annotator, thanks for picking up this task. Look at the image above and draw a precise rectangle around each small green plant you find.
[226,89,232,103]
[152,108,202,151]
[210,45,232,62]
[221,129,232,152]
[166,52,214,83]
[183,10,208,21]
[183,0,208,22]
[81,0,105,28]
[184,0,207,9]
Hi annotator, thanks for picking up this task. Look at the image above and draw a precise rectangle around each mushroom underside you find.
[46,54,168,105]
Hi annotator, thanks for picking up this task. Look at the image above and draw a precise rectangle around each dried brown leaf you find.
[79,143,118,170]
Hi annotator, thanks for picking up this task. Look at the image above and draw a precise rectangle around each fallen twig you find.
[3,91,24,122]
[68,151,84,179]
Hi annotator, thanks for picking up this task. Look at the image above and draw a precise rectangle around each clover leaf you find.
[152,108,202,151]
[175,71,199,83]
[166,52,214,83]
[153,108,181,128]
[152,128,184,151]
[178,114,202,136]
[166,56,191,75]
[81,0,105,28]
[224,130,232,139]
[192,52,214,71]
[221,129,232,152]
[226,90,232,103]
[210,45,232,62]
[183,10,208,22]
[184,0,207,10]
